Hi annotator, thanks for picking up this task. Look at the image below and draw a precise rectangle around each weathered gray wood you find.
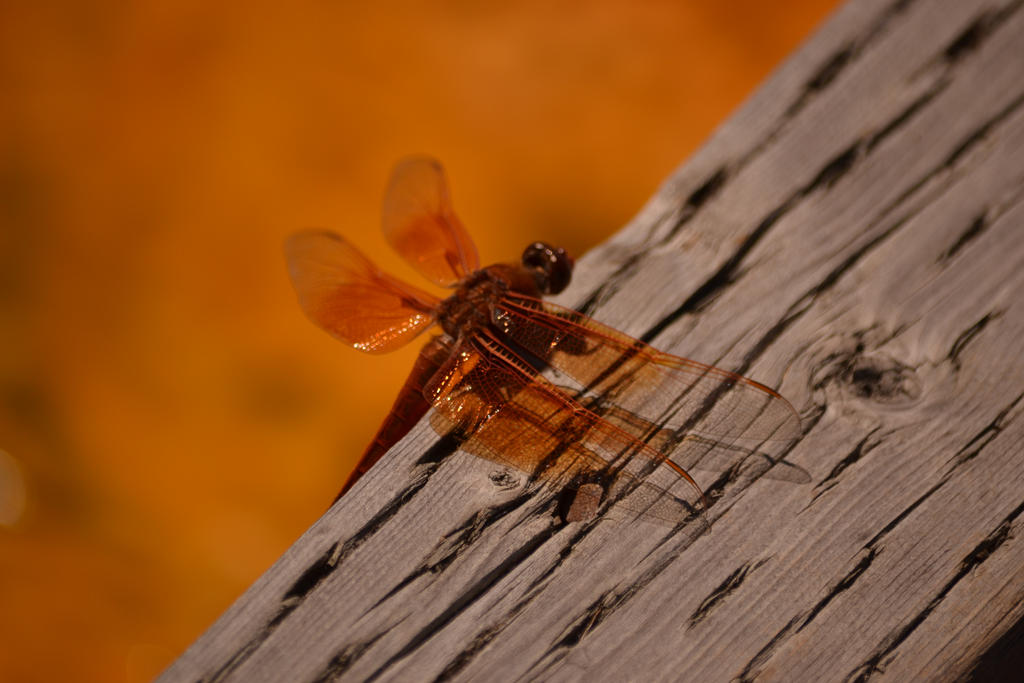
[160,0,1024,680]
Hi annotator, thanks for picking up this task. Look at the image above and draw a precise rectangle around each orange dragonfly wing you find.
[424,336,708,524]
[381,156,480,287]
[493,293,801,460]
[285,230,441,353]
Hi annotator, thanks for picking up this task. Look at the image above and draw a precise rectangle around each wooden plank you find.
[159,0,1024,680]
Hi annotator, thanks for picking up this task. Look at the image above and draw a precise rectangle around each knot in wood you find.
[842,355,921,405]
[488,469,520,491]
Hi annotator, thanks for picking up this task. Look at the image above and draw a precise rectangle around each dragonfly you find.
[286,157,800,524]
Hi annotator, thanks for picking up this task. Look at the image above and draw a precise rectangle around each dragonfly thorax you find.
[437,269,509,339]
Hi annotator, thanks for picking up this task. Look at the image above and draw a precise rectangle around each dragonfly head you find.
[522,242,574,295]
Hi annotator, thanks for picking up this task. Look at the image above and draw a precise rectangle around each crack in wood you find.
[598,0,1016,347]
[938,170,1024,267]
[576,163,728,319]
[363,525,559,682]
[575,251,644,318]
[552,591,616,649]
[432,525,599,681]
[645,68,948,354]
[429,532,598,683]
[273,542,343,623]
[942,88,1024,173]
[856,389,1021,552]
[689,559,768,629]
[515,518,711,680]
[741,218,907,378]
[524,591,630,678]
[865,478,947,554]
[865,84,946,155]
[310,632,386,683]
[580,0,928,327]
[943,0,1024,66]
[734,550,878,681]
[944,391,1024,470]
[800,548,879,634]
[735,614,804,683]
[198,638,263,683]
[806,429,883,507]
[947,312,999,370]
[741,85,1024,391]
[577,0,919,320]
[523,519,608,595]
[329,469,445,565]
[431,621,507,682]
[544,528,712,671]
[811,143,864,191]
[844,498,1024,682]
[366,492,537,613]
[200,473,435,682]
[662,166,730,242]
[806,44,856,92]
[507,593,619,682]
[741,389,1024,679]
[941,212,989,263]
[739,84,1024,383]
[413,431,463,468]
[782,0,915,126]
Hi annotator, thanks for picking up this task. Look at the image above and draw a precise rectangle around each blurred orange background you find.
[0,1,838,681]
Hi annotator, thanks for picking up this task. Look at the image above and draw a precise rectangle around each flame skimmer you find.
[286,157,800,523]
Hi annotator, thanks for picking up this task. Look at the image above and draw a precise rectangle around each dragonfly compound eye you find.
[521,242,574,295]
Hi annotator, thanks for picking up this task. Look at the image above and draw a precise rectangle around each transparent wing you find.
[285,230,440,353]
[494,293,801,457]
[382,156,480,287]
[424,335,707,525]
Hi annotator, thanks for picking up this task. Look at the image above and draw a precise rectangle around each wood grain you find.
[159,0,1024,680]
